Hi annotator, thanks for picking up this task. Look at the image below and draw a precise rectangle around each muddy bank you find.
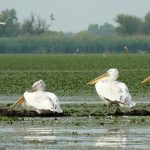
[0,109,65,117]
[109,109,150,116]
[1,108,150,117]
[0,102,150,118]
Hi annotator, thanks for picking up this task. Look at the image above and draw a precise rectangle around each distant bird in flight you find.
[141,76,150,83]
[87,68,136,114]
[10,80,63,114]
[50,13,55,20]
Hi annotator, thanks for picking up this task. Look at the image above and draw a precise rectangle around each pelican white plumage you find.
[0,22,6,25]
[10,80,63,114]
[141,76,150,83]
[87,68,136,113]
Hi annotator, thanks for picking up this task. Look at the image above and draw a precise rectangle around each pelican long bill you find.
[87,73,108,85]
[9,96,25,109]
[141,76,150,84]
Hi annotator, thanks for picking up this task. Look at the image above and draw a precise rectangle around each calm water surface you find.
[0,124,150,150]
[0,95,149,104]
[0,95,150,149]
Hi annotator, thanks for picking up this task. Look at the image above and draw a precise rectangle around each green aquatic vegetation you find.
[0,54,149,96]
[0,116,18,121]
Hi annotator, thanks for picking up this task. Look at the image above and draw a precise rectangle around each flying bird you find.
[141,76,150,83]
[87,68,136,114]
[10,80,63,114]
[50,13,55,20]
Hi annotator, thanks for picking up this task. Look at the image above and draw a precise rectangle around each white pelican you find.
[0,22,6,25]
[87,68,136,113]
[10,80,63,114]
[124,46,128,53]
[141,76,150,83]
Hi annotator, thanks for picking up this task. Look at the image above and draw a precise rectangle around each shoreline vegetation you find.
[0,35,150,53]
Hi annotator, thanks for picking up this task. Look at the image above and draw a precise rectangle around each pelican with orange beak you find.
[141,76,150,84]
[87,68,136,114]
[10,80,63,114]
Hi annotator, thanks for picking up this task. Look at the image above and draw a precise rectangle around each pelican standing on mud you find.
[87,68,136,114]
[10,80,63,114]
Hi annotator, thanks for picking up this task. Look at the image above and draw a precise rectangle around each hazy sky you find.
[1,0,150,32]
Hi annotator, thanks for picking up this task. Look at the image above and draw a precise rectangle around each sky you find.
[0,0,150,32]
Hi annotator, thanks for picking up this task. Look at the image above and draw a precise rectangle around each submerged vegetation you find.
[0,54,149,96]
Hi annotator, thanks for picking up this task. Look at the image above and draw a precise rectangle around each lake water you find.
[0,95,150,150]
[0,123,150,150]
[0,95,149,104]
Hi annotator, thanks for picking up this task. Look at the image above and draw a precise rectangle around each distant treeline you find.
[1,8,150,37]
[0,9,150,53]
[0,33,150,53]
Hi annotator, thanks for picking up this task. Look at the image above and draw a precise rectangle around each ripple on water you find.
[0,95,150,104]
[0,126,150,149]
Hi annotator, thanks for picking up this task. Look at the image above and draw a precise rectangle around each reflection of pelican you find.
[141,76,150,83]
[95,128,127,148]
[87,68,136,113]
[24,128,57,142]
[10,80,63,114]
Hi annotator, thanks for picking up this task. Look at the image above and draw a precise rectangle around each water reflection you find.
[23,128,128,148]
[19,127,150,149]
[24,128,57,143]
[1,125,150,149]
[95,129,127,148]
